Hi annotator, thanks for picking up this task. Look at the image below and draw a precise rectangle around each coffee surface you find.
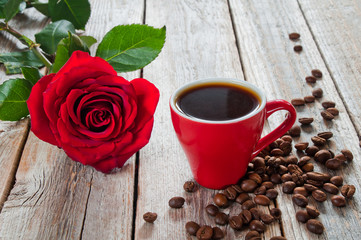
[176,83,259,121]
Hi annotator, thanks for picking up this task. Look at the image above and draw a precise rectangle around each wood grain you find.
[229,0,361,239]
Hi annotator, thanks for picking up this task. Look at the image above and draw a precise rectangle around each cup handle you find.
[251,99,297,159]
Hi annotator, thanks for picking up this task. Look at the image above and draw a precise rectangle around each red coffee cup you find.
[170,78,297,189]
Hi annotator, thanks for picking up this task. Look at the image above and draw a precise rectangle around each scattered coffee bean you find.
[249,220,266,233]
[306,172,330,182]
[248,173,263,185]
[306,205,320,218]
[292,194,308,207]
[317,131,333,140]
[224,186,237,200]
[236,193,251,204]
[312,88,323,98]
[306,146,319,157]
[213,193,228,208]
[254,195,271,206]
[311,69,323,78]
[291,98,305,106]
[266,189,278,200]
[212,227,224,239]
[270,208,282,220]
[143,212,157,223]
[299,118,314,125]
[270,173,282,184]
[305,76,317,84]
[335,154,347,163]
[196,226,213,240]
[294,45,303,52]
[229,215,243,230]
[323,183,339,194]
[306,179,323,187]
[312,190,327,202]
[205,204,219,216]
[283,181,296,194]
[304,183,319,192]
[282,135,293,142]
[296,210,310,223]
[261,181,274,189]
[289,32,301,40]
[281,173,293,183]
[287,155,298,165]
[294,187,308,197]
[341,184,356,198]
[260,213,274,224]
[298,156,311,167]
[270,236,287,240]
[330,176,343,186]
[245,230,260,240]
[302,163,314,172]
[239,209,252,224]
[304,95,315,103]
[242,200,256,210]
[215,212,228,225]
[185,221,200,236]
[321,110,334,120]
[325,158,342,170]
[250,208,262,221]
[295,142,309,151]
[289,125,301,137]
[306,219,324,235]
[271,148,284,156]
[169,196,185,208]
[327,108,339,116]
[241,179,259,193]
[183,181,196,192]
[311,136,327,146]
[231,184,243,194]
[322,101,336,109]
[254,186,267,195]
[341,149,353,161]
[314,150,332,164]
[331,195,346,207]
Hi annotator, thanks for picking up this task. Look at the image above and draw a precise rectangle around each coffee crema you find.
[175,82,260,121]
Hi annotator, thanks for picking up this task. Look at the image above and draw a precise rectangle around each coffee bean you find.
[215,212,228,225]
[312,190,327,202]
[298,156,311,167]
[185,221,200,236]
[327,108,339,116]
[270,208,282,220]
[306,146,319,157]
[282,135,293,142]
[304,183,319,192]
[289,125,301,137]
[196,226,213,240]
[306,205,320,218]
[250,208,262,221]
[231,184,243,194]
[242,200,256,210]
[323,183,339,194]
[236,192,250,205]
[294,45,303,52]
[289,32,300,40]
[299,118,314,125]
[304,95,315,103]
[254,186,267,195]
[239,209,252,224]
[295,142,309,151]
[241,179,258,193]
[281,173,293,182]
[253,157,266,172]
[254,195,271,206]
[322,101,336,109]
[296,210,310,223]
[311,69,323,78]
[270,173,282,184]
[294,187,308,197]
[288,164,302,174]
[266,189,278,200]
[306,219,324,235]
[169,197,185,208]
[183,181,196,192]
[261,181,275,189]
[331,195,346,207]
[245,231,260,240]
[314,150,332,164]
[306,172,330,182]
[291,98,305,106]
[271,148,284,156]
[306,179,323,188]
[305,76,317,83]
[260,213,274,224]
[325,158,342,170]
[143,212,157,223]
[321,110,334,120]
[279,165,289,175]
[224,186,238,200]
[213,193,228,208]
[249,220,266,233]
[229,215,243,230]
[205,204,219,216]
[341,149,353,161]
[311,136,327,146]
[302,163,314,172]
[283,181,296,194]
[341,184,356,198]
[335,153,347,163]
[212,227,224,239]
[292,194,308,207]
[248,173,263,185]
[312,88,323,98]
[330,176,343,186]
[270,236,287,240]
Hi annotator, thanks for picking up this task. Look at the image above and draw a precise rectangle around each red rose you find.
[27,51,159,173]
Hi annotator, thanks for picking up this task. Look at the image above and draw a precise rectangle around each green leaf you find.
[31,1,50,17]
[3,0,23,21]
[95,24,166,72]
[48,0,90,30]
[35,20,75,54]
[21,67,43,85]
[79,35,97,48]
[0,51,44,74]
[0,78,33,121]
[51,32,90,73]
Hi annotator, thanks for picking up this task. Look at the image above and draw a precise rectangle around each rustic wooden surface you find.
[1,0,361,239]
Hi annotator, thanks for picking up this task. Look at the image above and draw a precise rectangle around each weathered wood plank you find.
[298,0,361,136]
[229,0,361,239]
[134,0,279,239]
[0,8,49,210]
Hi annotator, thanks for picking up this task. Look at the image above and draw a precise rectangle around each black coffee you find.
[176,82,260,121]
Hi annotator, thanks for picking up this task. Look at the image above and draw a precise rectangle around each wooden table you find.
[1,0,361,239]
